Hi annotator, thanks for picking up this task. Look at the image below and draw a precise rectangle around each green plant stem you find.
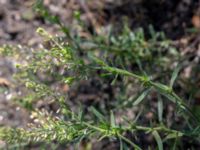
[99,65,197,122]
[102,66,143,80]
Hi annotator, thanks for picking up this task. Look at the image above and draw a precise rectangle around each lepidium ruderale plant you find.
[0,1,200,149]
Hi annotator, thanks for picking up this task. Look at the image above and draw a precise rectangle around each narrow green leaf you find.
[110,111,116,127]
[164,132,183,141]
[119,137,123,150]
[161,92,177,103]
[119,137,129,150]
[133,109,143,123]
[78,108,83,121]
[132,88,151,106]
[90,107,105,122]
[152,130,163,150]
[98,134,108,141]
[152,82,171,92]
[111,74,118,85]
[149,24,157,39]
[170,65,181,88]
[63,77,75,85]
[88,53,106,66]
[118,134,142,150]
[172,137,178,150]
[157,95,163,122]
[135,57,147,76]
[100,73,112,77]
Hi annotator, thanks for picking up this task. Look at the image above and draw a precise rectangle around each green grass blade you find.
[132,88,151,106]
[152,130,163,150]
[90,107,105,122]
[157,95,163,123]
[118,134,142,150]
[88,53,106,66]
[120,137,123,150]
[110,111,116,127]
[170,65,181,89]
